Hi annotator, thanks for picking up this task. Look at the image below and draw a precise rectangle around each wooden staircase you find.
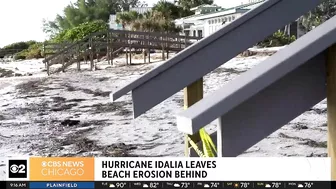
[43,29,201,75]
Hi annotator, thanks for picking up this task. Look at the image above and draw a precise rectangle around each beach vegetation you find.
[257,31,296,48]
[2,41,37,51]
[13,43,44,60]
[299,0,336,32]
[51,20,108,43]
[0,41,42,60]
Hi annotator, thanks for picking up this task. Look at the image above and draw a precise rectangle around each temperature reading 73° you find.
[180,182,191,188]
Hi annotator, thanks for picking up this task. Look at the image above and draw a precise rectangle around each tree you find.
[152,0,184,20]
[115,8,182,33]
[152,0,194,19]
[299,0,336,32]
[42,19,60,38]
[116,11,141,29]
[118,0,144,11]
[177,0,214,10]
[139,11,181,33]
[43,0,141,34]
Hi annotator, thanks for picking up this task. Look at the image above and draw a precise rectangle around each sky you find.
[0,0,248,48]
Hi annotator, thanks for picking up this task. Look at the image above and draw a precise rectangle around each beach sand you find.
[0,48,327,179]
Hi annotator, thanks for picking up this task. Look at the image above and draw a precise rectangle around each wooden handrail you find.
[43,31,105,62]
[0,49,25,53]
[43,29,200,63]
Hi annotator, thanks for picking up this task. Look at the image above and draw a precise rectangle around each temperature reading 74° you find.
[304,182,313,188]
[210,182,220,188]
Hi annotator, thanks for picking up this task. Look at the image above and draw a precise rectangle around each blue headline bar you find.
[29,182,94,188]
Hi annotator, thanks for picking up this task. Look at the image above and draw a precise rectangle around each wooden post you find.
[148,34,151,63]
[61,53,65,72]
[327,44,336,180]
[77,44,81,71]
[166,35,169,60]
[107,31,110,65]
[162,35,165,61]
[129,47,132,65]
[143,34,146,63]
[129,33,132,65]
[217,117,223,157]
[184,35,187,48]
[89,38,94,71]
[111,48,114,66]
[46,61,50,76]
[126,49,128,65]
[183,78,203,156]
[179,37,182,50]
[43,43,47,68]
[110,33,114,66]
[126,33,129,65]
[144,49,146,63]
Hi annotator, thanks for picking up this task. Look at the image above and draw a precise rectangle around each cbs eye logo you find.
[8,160,27,178]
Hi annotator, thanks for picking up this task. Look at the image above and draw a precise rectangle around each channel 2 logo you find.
[8,160,27,178]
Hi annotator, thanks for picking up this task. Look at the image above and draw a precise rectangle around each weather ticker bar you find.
[1,181,333,189]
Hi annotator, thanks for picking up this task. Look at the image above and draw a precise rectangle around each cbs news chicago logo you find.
[8,159,28,178]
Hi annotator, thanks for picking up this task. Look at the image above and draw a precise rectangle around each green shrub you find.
[258,31,296,47]
[2,41,41,60]
[25,43,43,59]
[52,20,108,43]
[13,53,26,60]
[3,41,37,51]
[15,43,43,60]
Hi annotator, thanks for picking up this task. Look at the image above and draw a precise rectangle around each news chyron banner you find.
[5,157,94,181]
[1,157,332,189]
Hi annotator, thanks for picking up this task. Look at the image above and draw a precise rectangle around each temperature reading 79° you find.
[304,182,313,188]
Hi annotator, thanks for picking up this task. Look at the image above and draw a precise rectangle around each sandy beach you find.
[0,48,328,178]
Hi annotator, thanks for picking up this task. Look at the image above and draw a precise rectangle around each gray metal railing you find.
[110,0,328,157]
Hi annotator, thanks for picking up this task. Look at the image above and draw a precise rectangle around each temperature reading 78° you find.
[272,182,281,188]
[240,182,250,188]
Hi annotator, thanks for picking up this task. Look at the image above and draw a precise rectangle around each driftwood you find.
[240,49,278,57]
